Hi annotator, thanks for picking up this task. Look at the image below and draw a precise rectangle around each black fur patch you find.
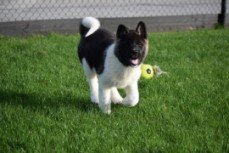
[78,28,114,74]
[114,31,146,67]
[114,22,147,67]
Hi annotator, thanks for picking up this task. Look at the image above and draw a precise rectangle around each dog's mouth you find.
[130,58,139,66]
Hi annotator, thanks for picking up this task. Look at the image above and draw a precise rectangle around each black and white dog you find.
[78,17,148,114]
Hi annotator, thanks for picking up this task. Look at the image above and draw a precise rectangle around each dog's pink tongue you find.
[131,59,139,65]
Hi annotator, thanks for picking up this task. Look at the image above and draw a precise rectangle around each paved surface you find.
[0,0,222,22]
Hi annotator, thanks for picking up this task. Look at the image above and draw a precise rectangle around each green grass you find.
[0,29,229,153]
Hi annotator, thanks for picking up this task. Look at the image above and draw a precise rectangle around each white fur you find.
[82,17,100,37]
[83,44,141,114]
[82,59,99,103]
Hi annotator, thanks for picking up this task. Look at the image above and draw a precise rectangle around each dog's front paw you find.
[111,88,123,104]
[111,96,123,104]
[99,103,111,114]
[122,96,139,107]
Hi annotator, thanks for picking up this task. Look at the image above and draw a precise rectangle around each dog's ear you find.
[117,24,129,39]
[136,21,147,39]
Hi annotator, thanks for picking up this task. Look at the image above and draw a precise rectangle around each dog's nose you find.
[131,50,139,58]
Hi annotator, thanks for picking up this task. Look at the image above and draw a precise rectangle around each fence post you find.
[218,0,227,26]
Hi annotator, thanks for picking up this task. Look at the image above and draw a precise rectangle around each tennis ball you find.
[141,64,154,79]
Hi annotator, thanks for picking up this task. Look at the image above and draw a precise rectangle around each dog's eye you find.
[136,41,144,46]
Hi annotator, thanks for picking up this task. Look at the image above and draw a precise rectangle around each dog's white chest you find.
[102,67,141,88]
[112,67,140,88]
[100,45,141,88]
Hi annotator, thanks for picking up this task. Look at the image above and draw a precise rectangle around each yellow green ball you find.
[141,64,154,79]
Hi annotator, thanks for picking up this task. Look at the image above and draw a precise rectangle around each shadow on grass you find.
[0,89,98,113]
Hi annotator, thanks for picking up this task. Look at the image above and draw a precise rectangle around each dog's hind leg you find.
[111,87,123,104]
[82,58,99,103]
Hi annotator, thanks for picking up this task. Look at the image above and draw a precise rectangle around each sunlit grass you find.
[0,29,229,153]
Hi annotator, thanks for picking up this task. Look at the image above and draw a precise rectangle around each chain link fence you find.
[0,0,228,35]
[0,0,223,22]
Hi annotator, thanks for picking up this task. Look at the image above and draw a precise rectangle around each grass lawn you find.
[0,28,229,153]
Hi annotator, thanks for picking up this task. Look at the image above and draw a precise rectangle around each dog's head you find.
[115,22,148,67]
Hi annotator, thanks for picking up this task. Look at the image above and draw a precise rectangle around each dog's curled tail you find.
[79,17,100,37]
